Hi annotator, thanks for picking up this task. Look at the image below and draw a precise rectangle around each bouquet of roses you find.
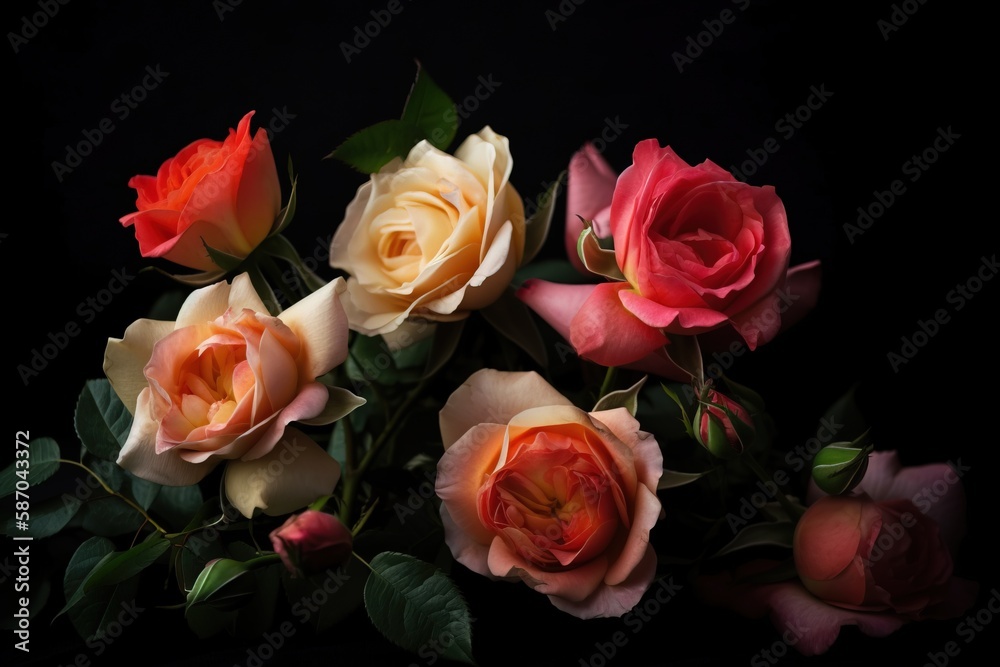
[6,64,978,664]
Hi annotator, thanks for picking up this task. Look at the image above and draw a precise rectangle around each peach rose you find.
[103,273,364,517]
[697,451,978,655]
[120,111,280,271]
[435,369,663,618]
[329,126,525,336]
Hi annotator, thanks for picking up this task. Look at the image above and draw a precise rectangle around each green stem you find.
[339,376,431,525]
[58,459,168,534]
[742,456,804,522]
[598,366,618,400]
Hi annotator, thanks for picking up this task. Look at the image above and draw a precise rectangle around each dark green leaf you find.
[577,223,625,281]
[84,533,171,592]
[78,494,145,537]
[202,239,244,272]
[271,169,298,236]
[75,379,133,461]
[664,334,704,385]
[364,551,475,665]
[58,537,115,619]
[658,469,711,490]
[423,320,466,380]
[69,576,140,644]
[328,120,427,174]
[401,62,458,151]
[713,521,795,558]
[0,437,60,498]
[152,484,204,532]
[479,288,548,368]
[521,172,564,264]
[259,233,326,293]
[4,494,80,538]
[514,258,593,286]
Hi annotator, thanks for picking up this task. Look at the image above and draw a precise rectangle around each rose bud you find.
[694,389,754,459]
[811,443,872,495]
[269,510,353,577]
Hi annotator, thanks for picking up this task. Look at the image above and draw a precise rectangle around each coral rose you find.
[435,369,663,618]
[103,273,364,517]
[120,111,281,271]
[330,126,525,336]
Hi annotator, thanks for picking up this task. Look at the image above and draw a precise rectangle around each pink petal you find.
[565,143,618,273]
[516,279,594,343]
[570,282,668,367]
[436,423,508,550]
[550,546,658,619]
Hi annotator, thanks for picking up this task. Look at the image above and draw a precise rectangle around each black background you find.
[10,0,997,665]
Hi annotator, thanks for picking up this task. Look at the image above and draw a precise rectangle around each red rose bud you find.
[811,443,873,495]
[695,389,754,459]
[269,510,353,577]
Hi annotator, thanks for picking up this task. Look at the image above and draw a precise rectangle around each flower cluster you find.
[14,66,976,664]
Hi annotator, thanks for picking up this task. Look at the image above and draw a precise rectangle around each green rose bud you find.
[811,443,873,495]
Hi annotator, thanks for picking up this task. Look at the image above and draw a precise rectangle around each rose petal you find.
[570,282,668,367]
[279,277,351,378]
[550,546,658,619]
[224,428,341,518]
[439,370,572,450]
[104,319,176,413]
[117,388,217,486]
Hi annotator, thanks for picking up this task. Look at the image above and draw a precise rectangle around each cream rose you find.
[103,273,364,517]
[329,126,526,335]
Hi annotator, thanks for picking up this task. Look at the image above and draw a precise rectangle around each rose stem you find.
[742,456,804,522]
[57,458,168,534]
[597,366,618,401]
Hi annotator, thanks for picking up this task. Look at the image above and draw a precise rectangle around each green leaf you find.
[151,484,204,532]
[713,521,795,558]
[364,552,475,665]
[4,495,80,538]
[202,239,244,272]
[186,558,258,614]
[658,468,711,490]
[818,382,867,445]
[401,62,458,151]
[259,233,326,293]
[664,333,704,385]
[75,379,133,461]
[146,290,188,321]
[246,263,282,316]
[521,172,564,264]
[0,437,60,498]
[271,167,298,236]
[479,288,548,368]
[577,223,625,281]
[146,265,226,288]
[423,320,466,380]
[328,119,427,174]
[77,494,145,537]
[68,573,140,642]
[720,374,767,413]
[84,534,171,592]
[58,537,115,620]
[327,420,348,471]
[593,376,647,415]
[124,472,160,510]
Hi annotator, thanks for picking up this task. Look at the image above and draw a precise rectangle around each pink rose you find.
[519,141,822,375]
[104,273,364,517]
[270,510,354,577]
[435,369,663,618]
[697,451,978,655]
[120,111,281,271]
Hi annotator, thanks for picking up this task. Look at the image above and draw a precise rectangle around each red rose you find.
[120,111,280,271]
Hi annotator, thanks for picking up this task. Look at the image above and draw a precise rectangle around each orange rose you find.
[435,369,663,618]
[103,273,364,517]
[120,111,281,271]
